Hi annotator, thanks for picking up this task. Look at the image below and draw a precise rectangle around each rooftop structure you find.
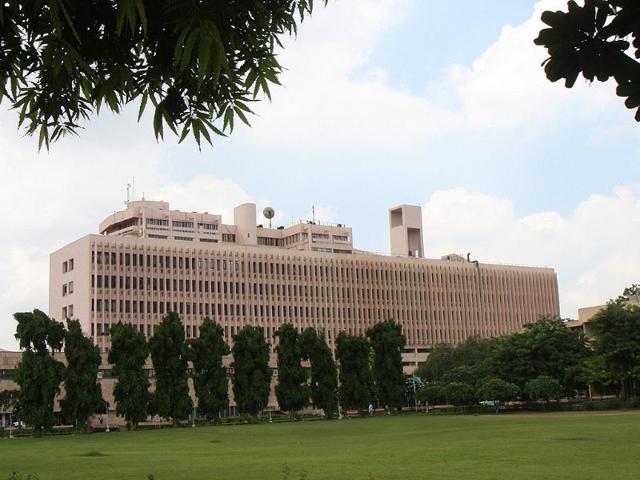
[99,201,354,254]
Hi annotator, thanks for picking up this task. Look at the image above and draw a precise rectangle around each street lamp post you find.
[105,402,110,433]
[192,404,196,428]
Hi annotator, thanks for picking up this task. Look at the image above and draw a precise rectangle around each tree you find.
[526,375,562,403]
[444,382,476,407]
[588,301,640,398]
[274,324,309,417]
[189,318,230,422]
[148,312,192,423]
[231,326,271,418]
[60,319,103,430]
[108,322,150,429]
[618,284,640,302]
[476,378,519,413]
[0,0,327,150]
[490,316,589,396]
[13,309,65,432]
[415,336,493,383]
[300,328,338,418]
[416,382,447,406]
[535,1,640,121]
[442,365,490,391]
[335,332,373,412]
[366,320,406,413]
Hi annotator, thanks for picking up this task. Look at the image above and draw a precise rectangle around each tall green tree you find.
[588,301,640,398]
[366,320,406,413]
[490,316,589,396]
[60,319,103,430]
[535,1,640,122]
[274,324,309,417]
[108,322,150,430]
[149,312,192,423]
[335,332,373,411]
[189,318,230,422]
[231,326,271,418]
[13,309,65,432]
[300,328,338,418]
[0,0,327,149]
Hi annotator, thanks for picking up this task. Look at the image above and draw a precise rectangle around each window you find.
[172,221,194,229]
[68,281,74,294]
[146,218,169,227]
[198,222,218,231]
[62,284,68,296]
[175,236,193,241]
[222,233,236,243]
[62,261,68,273]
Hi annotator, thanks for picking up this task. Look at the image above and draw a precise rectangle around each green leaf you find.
[234,105,250,126]
[137,92,148,121]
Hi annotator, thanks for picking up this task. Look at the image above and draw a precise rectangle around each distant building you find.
[567,296,640,338]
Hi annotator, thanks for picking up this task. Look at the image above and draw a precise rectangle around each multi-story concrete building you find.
[49,200,560,372]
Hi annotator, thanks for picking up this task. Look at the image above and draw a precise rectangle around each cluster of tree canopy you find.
[6,312,407,431]
[0,0,328,150]
[415,285,640,408]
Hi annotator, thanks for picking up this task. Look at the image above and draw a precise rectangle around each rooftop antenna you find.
[312,205,316,224]
[131,177,135,202]
[125,182,131,207]
[263,207,275,229]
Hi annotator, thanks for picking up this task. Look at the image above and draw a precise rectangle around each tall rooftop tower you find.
[389,205,424,258]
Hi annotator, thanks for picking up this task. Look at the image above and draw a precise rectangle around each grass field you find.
[2,411,640,480]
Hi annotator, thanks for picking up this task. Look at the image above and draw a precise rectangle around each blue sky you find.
[0,0,638,348]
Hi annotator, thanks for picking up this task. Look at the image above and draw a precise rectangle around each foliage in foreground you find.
[535,0,640,121]
[0,0,327,149]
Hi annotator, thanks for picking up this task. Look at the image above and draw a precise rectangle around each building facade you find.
[49,200,560,371]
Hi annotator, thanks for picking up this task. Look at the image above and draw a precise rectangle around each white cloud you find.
[242,0,627,150]
[0,109,255,350]
[451,0,618,131]
[422,185,640,319]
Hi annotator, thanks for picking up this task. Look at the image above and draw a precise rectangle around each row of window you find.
[144,218,220,231]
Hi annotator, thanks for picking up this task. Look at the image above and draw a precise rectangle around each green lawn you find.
[2,411,640,480]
